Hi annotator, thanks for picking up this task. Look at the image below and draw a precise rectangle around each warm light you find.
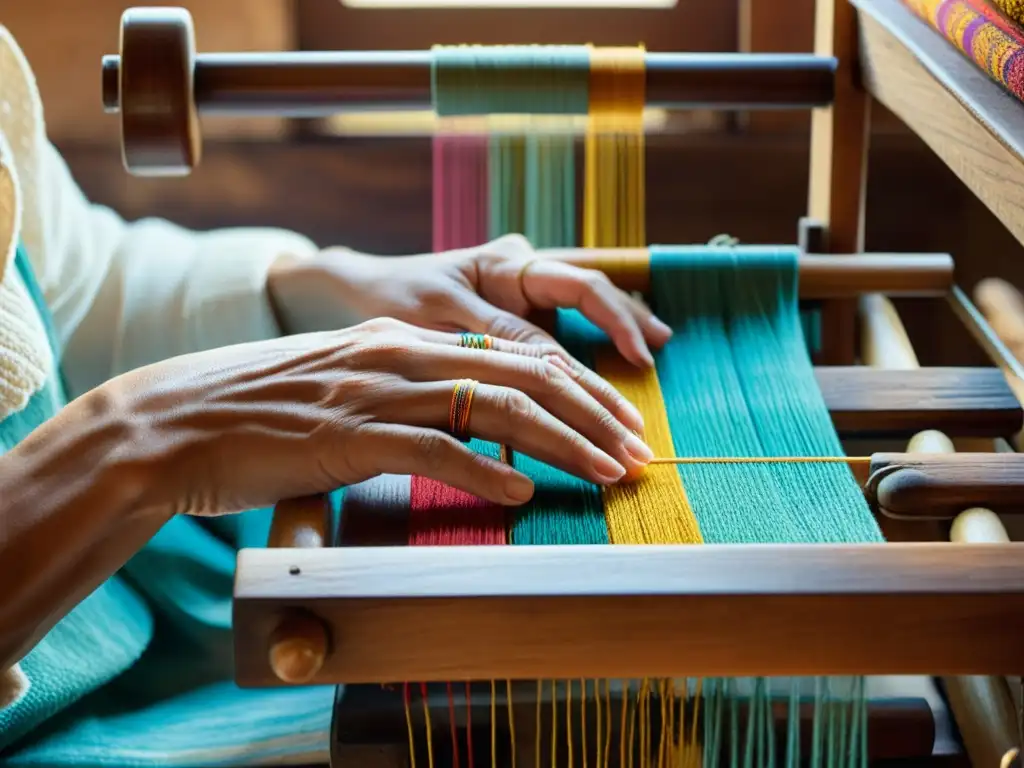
[322,108,668,136]
[342,0,675,7]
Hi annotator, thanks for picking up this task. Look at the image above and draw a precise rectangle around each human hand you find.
[268,234,673,370]
[106,317,654,517]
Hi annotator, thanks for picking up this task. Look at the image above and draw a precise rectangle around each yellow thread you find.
[595,680,603,768]
[405,691,417,768]
[595,350,703,545]
[551,680,558,768]
[585,46,646,249]
[567,681,574,768]
[422,691,435,768]
[676,680,686,765]
[605,680,613,768]
[688,680,704,768]
[581,680,588,768]
[628,685,638,768]
[507,680,516,768]
[658,680,669,768]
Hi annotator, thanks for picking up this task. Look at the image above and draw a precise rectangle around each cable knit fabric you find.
[0,22,338,768]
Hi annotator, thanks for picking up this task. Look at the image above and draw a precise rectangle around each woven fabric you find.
[902,0,1024,100]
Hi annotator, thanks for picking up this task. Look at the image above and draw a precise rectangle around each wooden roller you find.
[541,248,953,296]
[115,7,200,176]
[860,292,1021,768]
[262,495,333,685]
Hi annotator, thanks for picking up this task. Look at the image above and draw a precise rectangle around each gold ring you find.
[449,379,478,438]
[517,259,538,296]
[458,333,493,350]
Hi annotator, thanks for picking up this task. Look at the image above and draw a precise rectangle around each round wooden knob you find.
[268,611,330,685]
[117,7,201,176]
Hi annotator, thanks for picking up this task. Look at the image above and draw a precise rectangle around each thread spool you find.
[111,7,201,176]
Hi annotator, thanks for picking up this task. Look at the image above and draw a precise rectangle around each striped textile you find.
[902,0,1024,100]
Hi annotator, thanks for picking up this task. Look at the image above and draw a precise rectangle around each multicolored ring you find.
[458,333,493,350]
[449,379,478,437]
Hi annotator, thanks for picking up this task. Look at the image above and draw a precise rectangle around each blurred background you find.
[0,0,1011,363]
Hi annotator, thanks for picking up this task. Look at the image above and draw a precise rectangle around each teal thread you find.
[432,45,590,117]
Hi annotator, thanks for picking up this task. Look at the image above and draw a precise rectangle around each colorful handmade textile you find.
[903,0,1024,100]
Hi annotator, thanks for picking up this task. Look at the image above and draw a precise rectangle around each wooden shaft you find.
[867,453,1024,519]
[540,249,953,296]
[859,292,1021,767]
[102,49,837,115]
[233,542,1024,685]
[976,278,1024,450]
[265,495,332,685]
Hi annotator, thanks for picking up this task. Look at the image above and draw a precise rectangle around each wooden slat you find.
[816,366,1021,437]
[853,0,1024,250]
[233,542,1024,685]
[808,0,872,365]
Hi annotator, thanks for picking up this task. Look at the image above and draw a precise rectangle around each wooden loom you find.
[101,1,1024,765]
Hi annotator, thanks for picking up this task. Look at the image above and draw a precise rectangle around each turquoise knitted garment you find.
[0,244,338,767]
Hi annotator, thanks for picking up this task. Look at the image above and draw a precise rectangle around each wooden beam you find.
[233,542,1024,685]
[816,366,1022,438]
[809,0,872,364]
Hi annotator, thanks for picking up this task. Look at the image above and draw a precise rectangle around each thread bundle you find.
[388,43,884,768]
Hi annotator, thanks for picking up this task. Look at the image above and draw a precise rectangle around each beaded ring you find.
[458,333,493,350]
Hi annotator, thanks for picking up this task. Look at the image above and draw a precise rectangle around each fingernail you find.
[505,473,535,504]
[593,451,627,483]
[624,433,654,463]
[651,317,673,338]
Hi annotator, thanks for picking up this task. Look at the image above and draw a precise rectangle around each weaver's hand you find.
[268,234,673,369]
[103,318,653,516]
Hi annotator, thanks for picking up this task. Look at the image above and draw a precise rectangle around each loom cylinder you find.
[103,6,836,175]
[859,293,1022,768]
[101,48,838,117]
[265,496,332,684]
[541,249,954,296]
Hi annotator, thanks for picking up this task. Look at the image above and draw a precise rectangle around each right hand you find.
[105,318,654,517]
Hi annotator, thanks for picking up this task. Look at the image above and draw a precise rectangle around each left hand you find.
[269,233,673,370]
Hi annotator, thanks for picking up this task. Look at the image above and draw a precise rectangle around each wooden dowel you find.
[102,49,837,115]
[265,495,332,685]
[540,249,953,296]
[859,292,1021,767]
[976,278,1024,451]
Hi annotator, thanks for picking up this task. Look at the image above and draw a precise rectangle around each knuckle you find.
[584,270,612,291]
[528,357,566,391]
[413,431,451,472]
[493,233,532,254]
[359,316,404,334]
[498,388,536,425]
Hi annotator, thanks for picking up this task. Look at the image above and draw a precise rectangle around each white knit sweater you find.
[0,24,318,709]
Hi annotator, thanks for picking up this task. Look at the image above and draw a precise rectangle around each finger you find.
[386,343,650,472]
[375,380,629,485]
[520,261,673,366]
[407,326,646,435]
[343,423,536,506]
